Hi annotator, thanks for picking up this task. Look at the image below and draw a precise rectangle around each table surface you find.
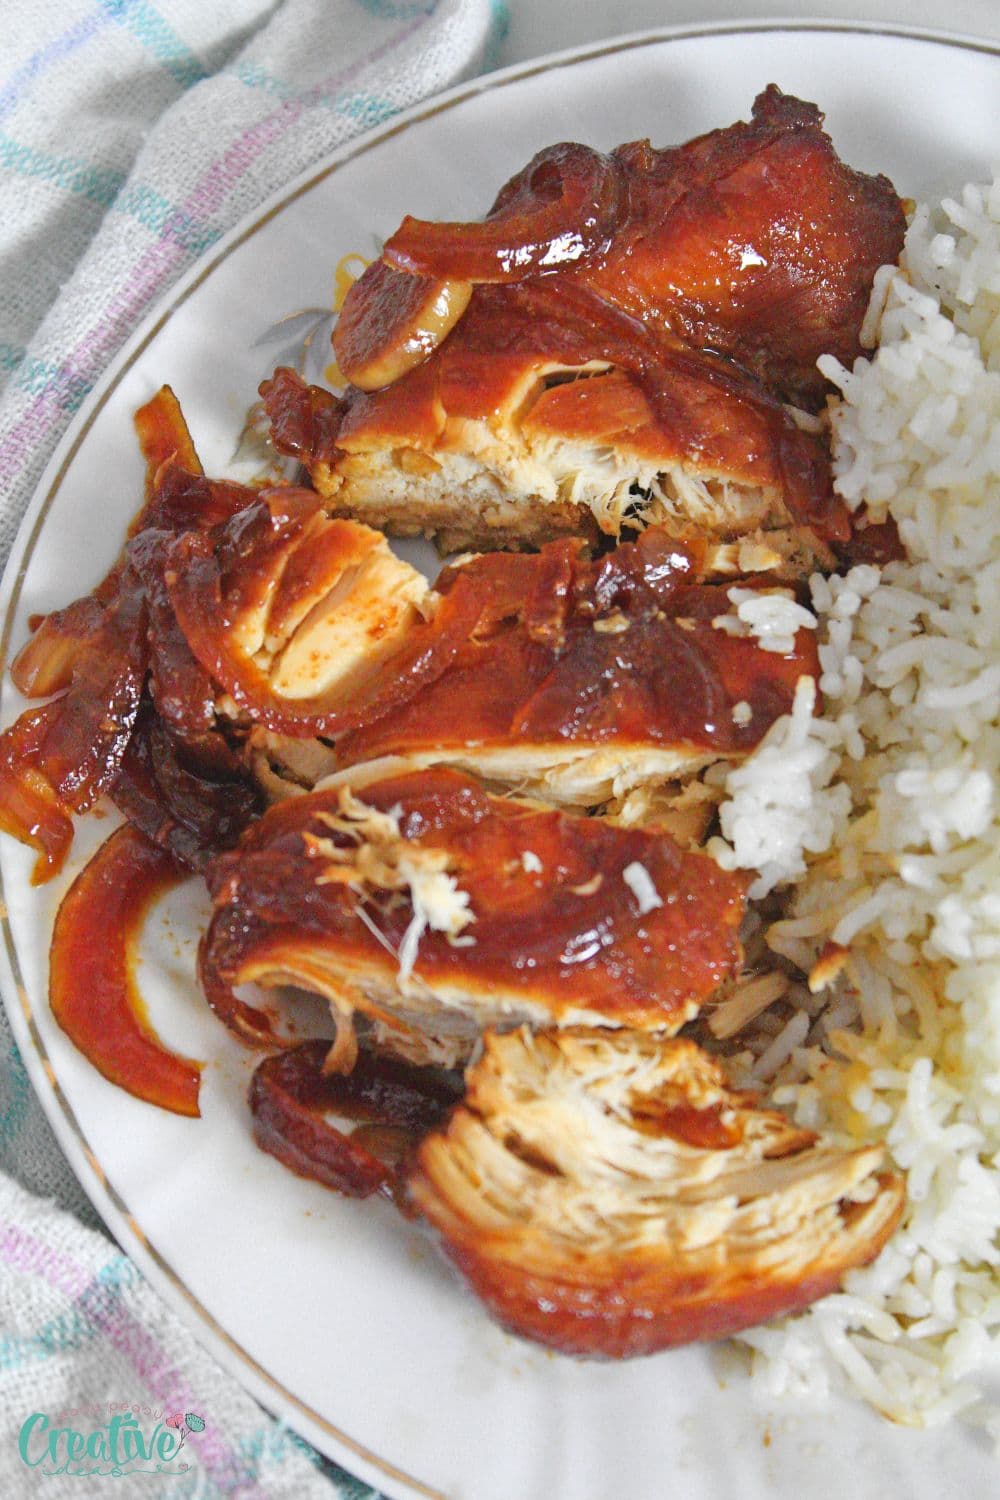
[498,0,1000,67]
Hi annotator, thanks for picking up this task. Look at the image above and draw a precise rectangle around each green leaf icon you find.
[184,1414,205,1433]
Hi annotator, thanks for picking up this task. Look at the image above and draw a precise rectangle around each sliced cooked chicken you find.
[262,88,904,566]
[410,1027,905,1356]
[167,497,432,727]
[330,528,819,808]
[599,777,721,848]
[263,333,839,571]
[199,768,746,1070]
[191,522,817,811]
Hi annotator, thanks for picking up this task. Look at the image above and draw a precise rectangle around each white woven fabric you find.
[0,4,505,1494]
[0,1175,378,1498]
[0,0,504,564]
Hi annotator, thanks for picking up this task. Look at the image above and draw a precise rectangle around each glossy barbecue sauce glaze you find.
[201,766,747,1034]
[338,527,818,765]
[271,87,905,546]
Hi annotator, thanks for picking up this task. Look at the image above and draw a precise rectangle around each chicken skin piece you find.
[567,86,905,409]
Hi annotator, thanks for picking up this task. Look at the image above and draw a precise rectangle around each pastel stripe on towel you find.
[0,9,110,125]
[0,6,435,487]
[0,1179,363,1496]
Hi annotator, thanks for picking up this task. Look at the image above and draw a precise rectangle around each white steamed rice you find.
[708,177,1000,1438]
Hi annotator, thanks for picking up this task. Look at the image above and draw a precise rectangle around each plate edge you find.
[0,19,997,1500]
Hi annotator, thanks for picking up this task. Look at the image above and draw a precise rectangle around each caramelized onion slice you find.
[249,1041,462,1197]
[111,704,261,872]
[141,462,257,536]
[259,367,344,467]
[29,564,148,811]
[0,704,74,883]
[134,385,203,497]
[11,597,105,699]
[0,564,148,881]
[50,824,201,1116]
[383,142,626,284]
[334,260,471,392]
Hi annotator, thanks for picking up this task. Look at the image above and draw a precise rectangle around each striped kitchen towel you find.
[0,3,507,1496]
[0,0,507,567]
[0,1173,382,1497]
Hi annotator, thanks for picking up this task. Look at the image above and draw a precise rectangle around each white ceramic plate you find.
[1,22,998,1500]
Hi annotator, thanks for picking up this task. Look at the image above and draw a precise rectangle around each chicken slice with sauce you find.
[250,526,819,811]
[262,87,904,570]
[410,1026,905,1356]
[199,768,746,1071]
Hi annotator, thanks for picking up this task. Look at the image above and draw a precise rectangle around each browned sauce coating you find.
[202,767,746,1033]
[340,528,818,765]
[267,87,905,544]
